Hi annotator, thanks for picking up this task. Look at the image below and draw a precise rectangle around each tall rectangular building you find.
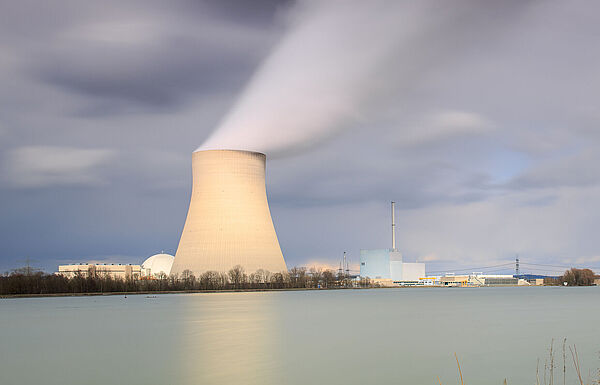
[360,249,425,282]
[359,249,393,279]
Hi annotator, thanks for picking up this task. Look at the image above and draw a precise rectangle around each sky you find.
[1,0,600,275]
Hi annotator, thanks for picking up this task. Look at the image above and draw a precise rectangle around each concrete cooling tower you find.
[171,149,287,277]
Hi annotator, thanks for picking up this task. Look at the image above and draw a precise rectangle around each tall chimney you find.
[171,149,287,276]
[391,201,396,251]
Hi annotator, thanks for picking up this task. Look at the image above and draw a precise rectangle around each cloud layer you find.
[1,0,599,275]
[4,146,115,187]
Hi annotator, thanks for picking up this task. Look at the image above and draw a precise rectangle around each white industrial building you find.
[437,273,542,287]
[57,263,141,280]
[56,253,175,281]
[360,249,426,283]
[141,253,174,278]
[359,202,426,284]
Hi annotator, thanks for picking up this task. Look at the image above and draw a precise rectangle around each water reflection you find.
[178,293,283,385]
[2,289,599,385]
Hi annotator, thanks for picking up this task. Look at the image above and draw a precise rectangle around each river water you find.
[1,287,599,385]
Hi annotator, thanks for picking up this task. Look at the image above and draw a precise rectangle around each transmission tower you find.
[17,256,38,276]
[344,251,349,278]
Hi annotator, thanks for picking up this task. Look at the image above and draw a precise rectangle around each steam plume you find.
[199,0,529,156]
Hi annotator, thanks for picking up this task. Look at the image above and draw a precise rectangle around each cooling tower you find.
[171,149,287,277]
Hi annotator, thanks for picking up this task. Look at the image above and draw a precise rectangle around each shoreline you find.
[0,284,567,299]
[1,287,374,298]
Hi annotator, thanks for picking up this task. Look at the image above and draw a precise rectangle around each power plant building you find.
[141,253,174,278]
[57,264,141,279]
[360,249,425,282]
[171,149,287,277]
[359,202,426,283]
[439,274,539,287]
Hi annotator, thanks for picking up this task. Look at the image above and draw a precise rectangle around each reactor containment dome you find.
[171,149,287,277]
[141,253,174,277]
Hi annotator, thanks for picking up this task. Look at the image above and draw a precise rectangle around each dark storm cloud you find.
[2,0,284,114]
[34,37,260,110]
[201,0,293,23]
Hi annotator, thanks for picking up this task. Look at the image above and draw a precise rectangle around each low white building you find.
[473,274,518,286]
[58,264,141,280]
[463,273,520,286]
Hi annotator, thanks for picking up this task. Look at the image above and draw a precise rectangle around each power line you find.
[521,262,570,268]
[520,267,566,271]
[427,262,514,274]
[470,268,520,274]
[427,261,599,275]
[521,262,600,270]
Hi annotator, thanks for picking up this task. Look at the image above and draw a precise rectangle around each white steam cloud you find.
[199,0,529,156]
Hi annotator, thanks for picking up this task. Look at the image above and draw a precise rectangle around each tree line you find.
[544,268,598,286]
[3,266,597,295]
[0,265,373,295]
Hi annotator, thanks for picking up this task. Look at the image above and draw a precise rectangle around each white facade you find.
[401,263,426,281]
[389,252,403,280]
[360,249,426,282]
[57,264,141,279]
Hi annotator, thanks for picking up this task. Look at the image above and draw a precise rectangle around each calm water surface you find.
[1,287,599,385]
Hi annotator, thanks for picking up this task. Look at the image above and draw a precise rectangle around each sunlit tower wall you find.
[171,149,287,277]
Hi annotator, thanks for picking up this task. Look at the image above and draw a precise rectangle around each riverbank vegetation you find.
[0,265,370,295]
[544,268,598,286]
[442,339,599,385]
[2,265,597,296]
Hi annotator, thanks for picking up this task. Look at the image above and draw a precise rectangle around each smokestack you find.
[391,201,396,251]
[171,150,287,276]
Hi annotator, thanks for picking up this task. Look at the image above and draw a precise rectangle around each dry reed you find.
[570,345,584,385]
[437,341,598,385]
[455,352,464,385]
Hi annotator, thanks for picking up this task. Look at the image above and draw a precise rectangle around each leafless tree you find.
[322,270,335,288]
[228,265,247,289]
[289,266,308,288]
[180,269,195,289]
[308,267,323,288]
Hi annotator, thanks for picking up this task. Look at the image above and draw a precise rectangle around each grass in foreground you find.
[439,339,599,385]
